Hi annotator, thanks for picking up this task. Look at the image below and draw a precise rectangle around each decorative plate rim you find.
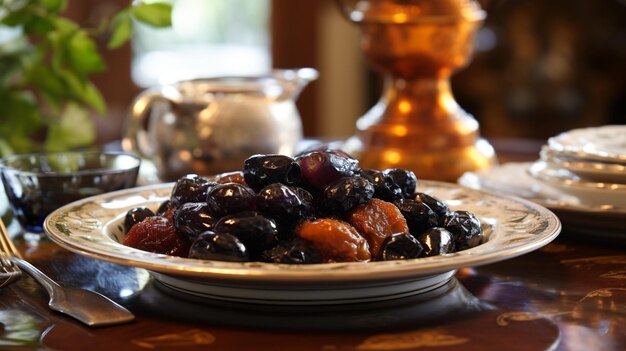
[547,125,626,164]
[459,162,626,217]
[528,161,626,192]
[44,181,561,284]
[541,146,626,176]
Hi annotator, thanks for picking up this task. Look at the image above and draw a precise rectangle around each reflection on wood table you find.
[1,231,625,350]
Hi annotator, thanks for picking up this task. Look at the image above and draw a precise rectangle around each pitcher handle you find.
[122,89,161,159]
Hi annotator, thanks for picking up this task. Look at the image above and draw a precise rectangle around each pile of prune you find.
[122,150,483,264]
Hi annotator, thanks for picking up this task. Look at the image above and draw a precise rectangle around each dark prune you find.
[359,169,403,202]
[214,211,278,258]
[206,182,256,217]
[318,176,374,214]
[384,168,417,198]
[189,231,249,262]
[124,207,154,233]
[291,187,315,219]
[170,174,213,206]
[378,233,424,261]
[156,200,174,216]
[417,227,456,256]
[297,151,359,190]
[174,202,216,240]
[257,183,313,223]
[442,210,482,250]
[261,239,322,264]
[394,199,438,236]
[294,142,349,158]
[415,192,449,223]
[243,154,301,191]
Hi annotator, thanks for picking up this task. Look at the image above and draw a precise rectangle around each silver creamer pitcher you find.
[123,68,318,181]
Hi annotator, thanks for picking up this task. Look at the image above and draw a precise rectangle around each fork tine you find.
[0,220,9,253]
[0,219,22,288]
[0,252,12,267]
[1,253,13,273]
[0,251,22,288]
[0,218,21,258]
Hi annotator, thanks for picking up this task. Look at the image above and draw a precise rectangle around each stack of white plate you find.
[458,125,626,241]
[528,125,626,207]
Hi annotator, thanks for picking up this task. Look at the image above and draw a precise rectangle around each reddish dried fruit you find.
[123,216,190,257]
[213,171,248,186]
[296,218,371,263]
[347,198,410,258]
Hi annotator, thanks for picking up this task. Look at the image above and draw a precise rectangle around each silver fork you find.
[0,246,21,288]
[0,218,135,327]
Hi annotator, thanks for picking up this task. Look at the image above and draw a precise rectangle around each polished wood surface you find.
[2,233,625,350]
[2,142,625,350]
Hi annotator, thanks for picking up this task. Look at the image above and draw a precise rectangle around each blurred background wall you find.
[454,0,626,141]
[69,0,625,147]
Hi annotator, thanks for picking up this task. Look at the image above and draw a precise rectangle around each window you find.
[132,0,271,87]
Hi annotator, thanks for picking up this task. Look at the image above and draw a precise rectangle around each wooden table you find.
[2,232,625,351]
[2,141,625,351]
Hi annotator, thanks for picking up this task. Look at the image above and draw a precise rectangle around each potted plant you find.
[0,0,172,155]
[0,0,172,229]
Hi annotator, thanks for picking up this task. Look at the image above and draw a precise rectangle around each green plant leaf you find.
[131,2,172,27]
[30,65,65,99]
[6,134,37,155]
[1,8,32,27]
[0,90,43,154]
[66,30,106,76]
[52,17,79,34]
[45,103,95,152]
[57,68,84,99]
[48,18,78,71]
[56,69,105,113]
[0,0,173,155]
[40,0,68,13]
[82,81,106,114]
[0,91,42,137]
[40,90,62,112]
[0,139,15,157]
[0,55,23,84]
[23,14,55,35]
[108,10,132,49]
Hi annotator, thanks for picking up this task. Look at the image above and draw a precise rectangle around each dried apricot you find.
[347,198,409,258]
[296,218,371,263]
[123,216,190,257]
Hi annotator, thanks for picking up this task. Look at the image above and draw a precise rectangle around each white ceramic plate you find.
[547,125,626,164]
[540,146,626,183]
[459,163,626,241]
[44,181,561,305]
[528,161,626,207]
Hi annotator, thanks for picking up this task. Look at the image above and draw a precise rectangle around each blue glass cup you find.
[0,152,141,241]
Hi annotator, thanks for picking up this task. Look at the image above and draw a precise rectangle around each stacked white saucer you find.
[528,125,626,207]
